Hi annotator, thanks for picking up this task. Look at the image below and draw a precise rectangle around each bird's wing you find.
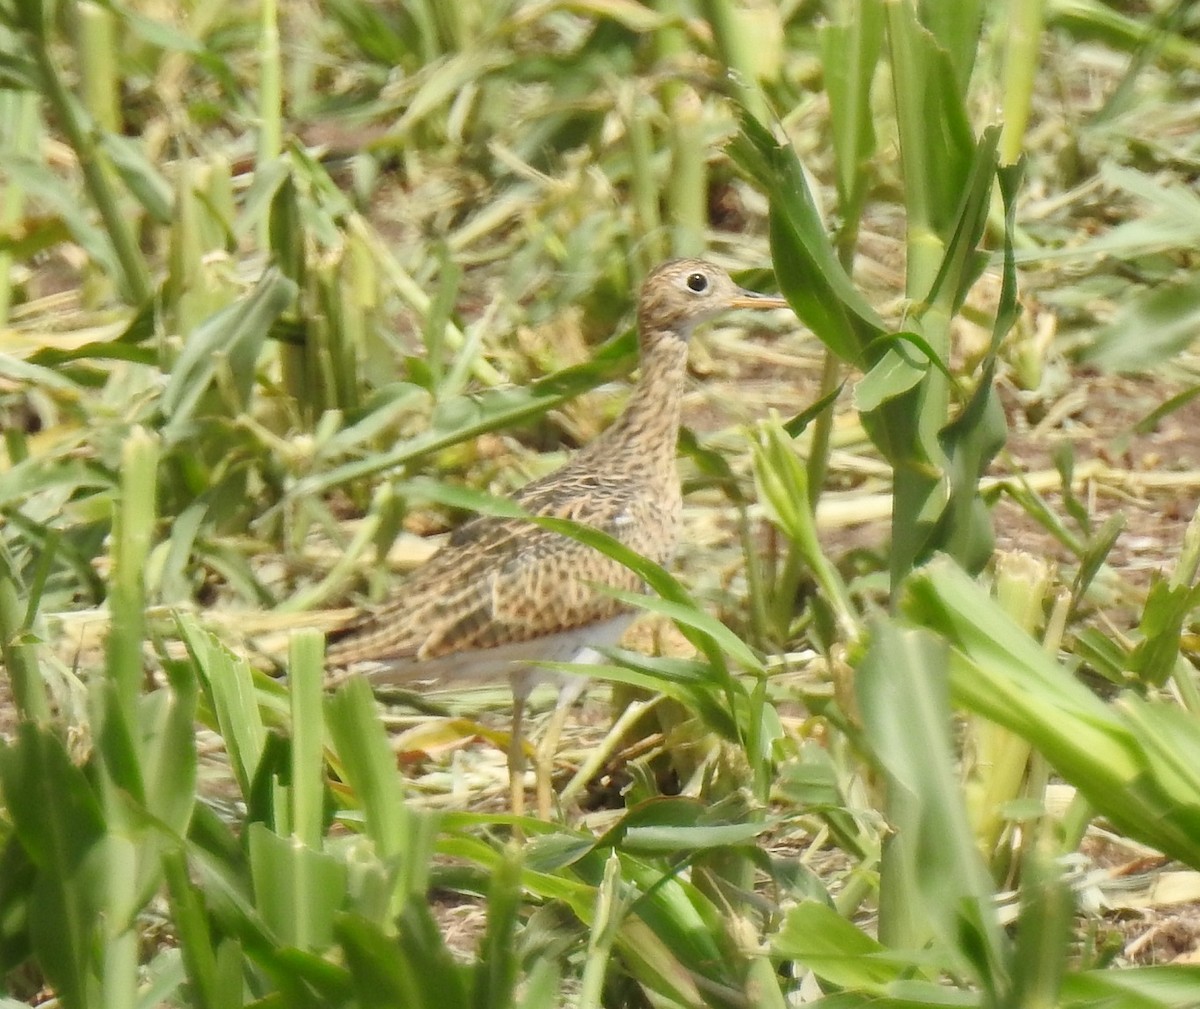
[325,484,659,667]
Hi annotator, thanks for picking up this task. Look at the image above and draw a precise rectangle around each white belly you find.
[346,614,635,696]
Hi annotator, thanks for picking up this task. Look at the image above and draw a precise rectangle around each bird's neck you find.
[590,330,689,476]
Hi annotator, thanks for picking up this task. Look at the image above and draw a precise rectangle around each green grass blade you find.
[471,847,522,1009]
[106,426,158,719]
[248,821,347,951]
[326,676,437,914]
[296,333,636,495]
[771,899,901,992]
[0,723,107,1009]
[820,0,884,234]
[162,846,225,1009]
[18,2,150,302]
[750,419,860,642]
[178,616,267,802]
[857,619,1009,991]
[920,0,984,91]
[159,268,298,443]
[139,670,198,839]
[997,0,1048,163]
[576,852,623,1009]
[1009,839,1073,1009]
[0,548,49,720]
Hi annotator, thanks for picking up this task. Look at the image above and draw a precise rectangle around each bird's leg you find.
[509,675,532,822]
[535,674,588,820]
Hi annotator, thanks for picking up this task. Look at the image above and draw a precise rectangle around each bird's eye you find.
[685,272,709,293]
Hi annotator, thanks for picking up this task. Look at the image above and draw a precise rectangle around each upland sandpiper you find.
[327,259,788,818]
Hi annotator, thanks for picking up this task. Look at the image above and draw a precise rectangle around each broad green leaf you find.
[772,899,903,991]
[906,558,1200,869]
[729,108,885,364]
[1126,578,1200,687]
[1061,965,1200,1008]
[593,796,772,854]
[610,878,727,1007]
[1116,695,1200,814]
[99,132,173,224]
[934,360,1007,574]
[1080,278,1200,372]
[853,344,928,412]
[905,559,1142,768]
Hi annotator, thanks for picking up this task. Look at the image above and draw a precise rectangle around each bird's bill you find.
[729,290,789,310]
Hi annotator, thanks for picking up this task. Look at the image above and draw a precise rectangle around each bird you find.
[326,258,789,819]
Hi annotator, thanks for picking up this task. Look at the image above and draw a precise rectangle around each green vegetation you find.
[3,0,1200,1006]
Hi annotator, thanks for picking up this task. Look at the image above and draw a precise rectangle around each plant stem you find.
[30,42,151,302]
[999,0,1046,164]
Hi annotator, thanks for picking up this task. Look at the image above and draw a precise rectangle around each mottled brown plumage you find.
[327,259,787,817]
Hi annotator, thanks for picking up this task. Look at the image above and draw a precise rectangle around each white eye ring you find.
[685,272,709,293]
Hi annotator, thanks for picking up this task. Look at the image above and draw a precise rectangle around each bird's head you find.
[636,258,788,341]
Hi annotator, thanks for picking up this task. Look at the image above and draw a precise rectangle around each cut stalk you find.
[967,551,1050,860]
[77,1,119,133]
[288,629,326,847]
[257,0,282,248]
[107,427,159,720]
